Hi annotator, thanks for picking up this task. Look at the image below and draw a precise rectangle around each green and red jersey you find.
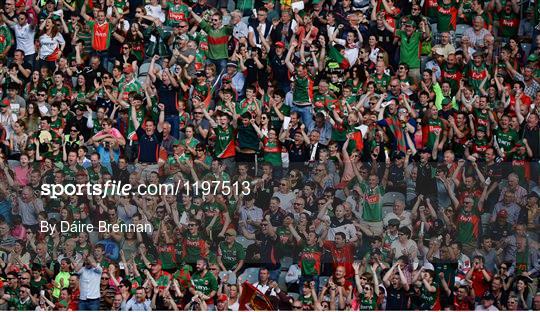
[88,20,113,51]
[213,125,236,159]
[157,243,179,270]
[191,271,218,304]
[360,183,384,222]
[293,74,314,103]
[436,0,459,32]
[371,73,392,93]
[456,211,481,244]
[181,231,209,264]
[217,241,246,270]
[299,244,322,276]
[0,24,13,55]
[424,0,439,19]
[498,11,520,38]
[198,20,232,60]
[464,62,489,93]
[494,128,518,153]
[165,1,190,27]
[441,64,463,94]
[422,118,444,150]
[262,139,282,167]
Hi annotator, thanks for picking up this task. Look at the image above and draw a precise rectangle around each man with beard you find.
[189,258,218,310]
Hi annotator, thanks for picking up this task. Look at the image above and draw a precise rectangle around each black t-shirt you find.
[155,79,179,116]
[386,285,409,310]
[269,49,289,84]
[136,127,163,163]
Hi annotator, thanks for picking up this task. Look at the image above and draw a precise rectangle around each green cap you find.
[403,19,416,27]
[527,54,538,62]
[441,97,452,106]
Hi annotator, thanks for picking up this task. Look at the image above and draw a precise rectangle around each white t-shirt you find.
[12,23,36,55]
[38,33,65,59]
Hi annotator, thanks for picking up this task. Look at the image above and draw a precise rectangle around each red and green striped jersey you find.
[198,20,232,60]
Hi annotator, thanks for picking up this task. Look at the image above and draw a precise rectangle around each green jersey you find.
[371,73,392,93]
[360,183,384,222]
[359,294,378,310]
[263,140,282,167]
[419,281,438,309]
[218,241,245,270]
[396,30,422,69]
[165,2,190,27]
[495,128,518,153]
[0,24,13,55]
[425,117,444,150]
[213,125,236,158]
[293,75,314,103]
[191,271,218,297]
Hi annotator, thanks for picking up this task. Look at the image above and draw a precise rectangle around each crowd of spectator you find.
[0,0,539,310]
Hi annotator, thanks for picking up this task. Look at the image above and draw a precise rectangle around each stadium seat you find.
[381,192,405,213]
[239,267,259,284]
[318,276,330,292]
[278,271,288,291]
[280,257,293,271]
[455,24,469,40]
[138,62,162,77]
[236,235,254,249]
[521,43,532,57]
[288,292,300,300]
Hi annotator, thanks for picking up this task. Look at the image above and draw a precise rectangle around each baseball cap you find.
[225,228,237,236]
[226,62,238,68]
[388,219,400,227]
[275,41,285,48]
[179,34,189,41]
[482,293,495,301]
[441,97,452,106]
[497,209,508,218]
[403,19,416,27]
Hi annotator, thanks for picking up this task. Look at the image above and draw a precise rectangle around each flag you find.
[351,129,363,152]
[328,45,350,70]
[238,282,274,311]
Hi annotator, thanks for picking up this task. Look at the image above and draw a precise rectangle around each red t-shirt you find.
[471,269,491,298]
